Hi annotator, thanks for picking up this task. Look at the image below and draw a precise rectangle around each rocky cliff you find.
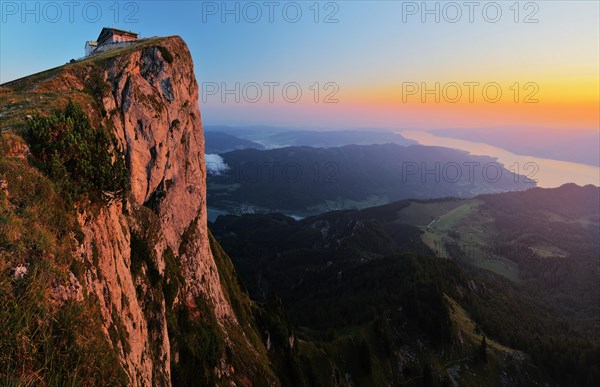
[0,36,275,386]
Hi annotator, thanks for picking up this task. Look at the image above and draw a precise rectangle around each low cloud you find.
[205,154,230,176]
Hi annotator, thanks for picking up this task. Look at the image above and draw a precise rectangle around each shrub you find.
[26,100,129,204]
[168,295,224,385]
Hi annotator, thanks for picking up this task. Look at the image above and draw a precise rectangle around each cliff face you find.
[86,38,234,383]
[0,36,274,385]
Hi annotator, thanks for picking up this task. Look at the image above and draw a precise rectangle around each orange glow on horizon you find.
[321,78,600,130]
[203,78,599,130]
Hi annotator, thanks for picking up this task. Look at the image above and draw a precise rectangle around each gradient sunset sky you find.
[1,1,598,131]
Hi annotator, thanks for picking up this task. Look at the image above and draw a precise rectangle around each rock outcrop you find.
[0,36,274,386]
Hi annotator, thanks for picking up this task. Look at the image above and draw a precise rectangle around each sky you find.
[1,0,599,131]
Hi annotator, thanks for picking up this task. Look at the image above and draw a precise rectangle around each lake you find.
[400,131,600,188]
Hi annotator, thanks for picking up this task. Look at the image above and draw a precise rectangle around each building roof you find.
[97,27,139,45]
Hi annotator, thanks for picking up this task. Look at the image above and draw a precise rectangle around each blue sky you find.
[1,1,599,129]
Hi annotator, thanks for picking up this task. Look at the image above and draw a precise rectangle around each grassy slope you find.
[391,199,522,282]
[0,133,128,385]
[0,37,168,133]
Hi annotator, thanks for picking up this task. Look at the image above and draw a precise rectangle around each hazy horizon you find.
[2,1,599,132]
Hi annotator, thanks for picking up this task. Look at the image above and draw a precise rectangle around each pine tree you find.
[479,335,488,364]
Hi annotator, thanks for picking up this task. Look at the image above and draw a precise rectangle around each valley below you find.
[210,183,600,386]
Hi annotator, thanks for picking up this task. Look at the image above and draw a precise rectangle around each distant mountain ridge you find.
[208,143,536,216]
[205,131,264,153]
[203,125,417,149]
[265,129,416,148]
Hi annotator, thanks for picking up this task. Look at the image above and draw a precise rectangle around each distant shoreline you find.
[400,130,600,188]
[426,129,600,168]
